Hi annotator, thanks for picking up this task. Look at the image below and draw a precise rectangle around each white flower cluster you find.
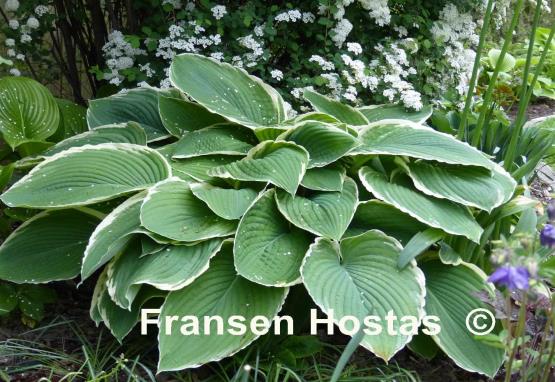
[156,22,222,62]
[237,34,264,67]
[346,42,362,55]
[211,5,227,20]
[274,9,315,23]
[5,0,19,12]
[331,18,353,47]
[370,42,422,109]
[309,55,335,71]
[34,5,51,17]
[270,69,283,81]
[431,3,479,97]
[275,10,301,22]
[102,30,146,85]
[359,0,391,26]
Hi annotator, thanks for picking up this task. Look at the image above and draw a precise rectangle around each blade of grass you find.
[472,0,525,147]
[457,0,495,140]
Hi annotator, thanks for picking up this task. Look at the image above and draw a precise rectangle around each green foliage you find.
[0,76,89,327]
[0,54,531,377]
[0,282,56,326]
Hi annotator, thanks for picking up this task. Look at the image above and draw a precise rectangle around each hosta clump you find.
[0,54,518,376]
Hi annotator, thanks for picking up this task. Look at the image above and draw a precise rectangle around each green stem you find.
[539,298,555,382]
[505,293,527,382]
[532,313,552,382]
[472,0,525,147]
[457,0,495,141]
[503,2,548,172]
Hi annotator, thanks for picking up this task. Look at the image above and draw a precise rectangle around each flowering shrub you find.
[1,0,506,110]
[0,54,523,376]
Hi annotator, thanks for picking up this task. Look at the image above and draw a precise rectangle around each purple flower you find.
[548,202,555,221]
[488,266,530,291]
[541,224,555,247]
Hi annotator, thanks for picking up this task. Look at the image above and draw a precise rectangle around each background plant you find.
[1,0,537,111]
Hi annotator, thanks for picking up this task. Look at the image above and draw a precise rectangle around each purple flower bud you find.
[548,202,555,221]
[540,224,555,248]
[488,266,529,291]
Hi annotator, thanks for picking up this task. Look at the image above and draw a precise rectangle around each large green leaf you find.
[93,270,165,342]
[358,104,432,124]
[0,210,99,283]
[282,121,359,168]
[50,98,88,141]
[42,123,147,157]
[0,77,59,149]
[301,231,425,361]
[158,91,226,136]
[209,141,309,195]
[303,90,368,126]
[301,165,345,192]
[87,88,170,142]
[107,239,224,309]
[190,183,258,220]
[81,193,144,280]
[1,143,170,209]
[171,155,242,183]
[355,121,494,170]
[140,178,236,242]
[359,167,483,243]
[172,124,257,159]
[345,200,427,245]
[488,48,516,73]
[234,190,312,286]
[170,53,285,127]
[293,112,340,124]
[276,177,358,240]
[407,161,516,212]
[158,244,288,371]
[421,260,503,378]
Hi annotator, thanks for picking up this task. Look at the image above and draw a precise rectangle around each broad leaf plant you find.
[0,54,526,377]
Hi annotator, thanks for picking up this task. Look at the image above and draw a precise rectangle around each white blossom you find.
[34,5,50,16]
[6,49,15,57]
[400,89,423,110]
[8,19,19,30]
[210,52,224,61]
[254,24,265,37]
[394,26,408,37]
[15,53,24,60]
[9,68,21,76]
[139,63,155,77]
[275,9,302,23]
[359,0,391,26]
[5,0,19,12]
[331,18,352,47]
[20,34,32,43]
[270,69,283,81]
[26,17,40,29]
[309,55,335,71]
[346,42,362,55]
[211,5,227,20]
[302,12,315,23]
[5,38,15,47]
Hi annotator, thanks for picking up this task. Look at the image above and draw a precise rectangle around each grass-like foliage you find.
[0,53,524,376]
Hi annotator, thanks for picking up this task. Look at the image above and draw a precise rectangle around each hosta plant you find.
[0,54,522,377]
[0,76,87,325]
